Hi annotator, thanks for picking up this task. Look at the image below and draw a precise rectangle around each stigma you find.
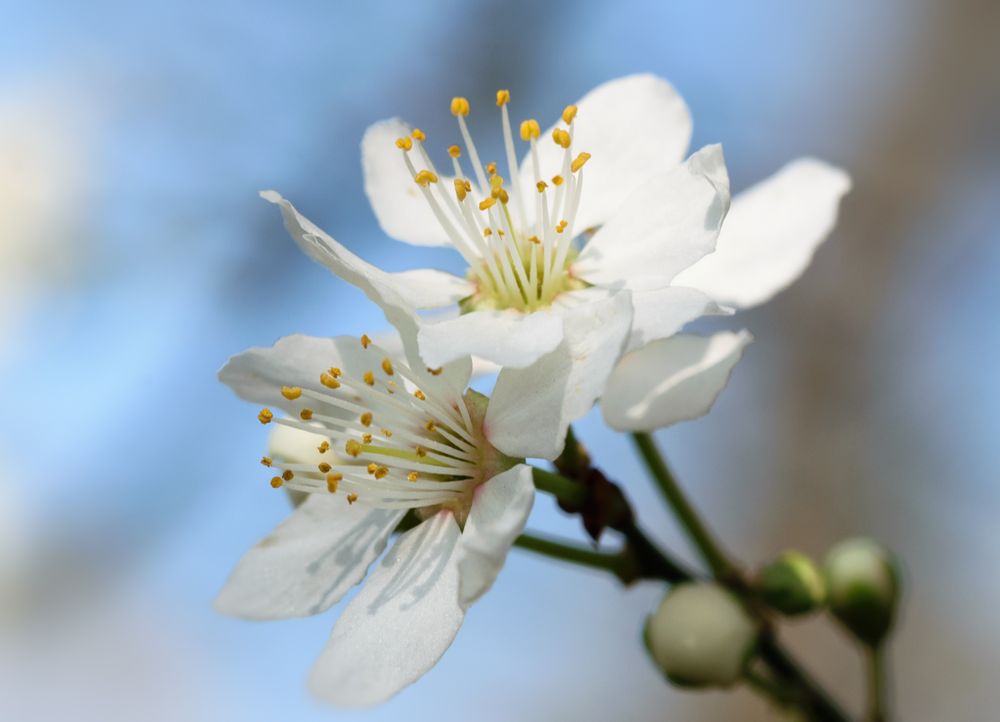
[393,90,590,312]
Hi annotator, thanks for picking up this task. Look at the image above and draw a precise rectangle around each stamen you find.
[495,89,510,106]
[258,408,273,424]
[448,145,462,158]
[360,411,373,427]
[363,371,375,386]
[395,136,413,151]
[318,462,332,473]
[320,372,341,389]
[411,128,426,141]
[571,152,591,172]
[450,97,470,117]
[317,441,330,453]
[326,473,341,493]
[346,493,358,505]
[270,476,283,489]
[414,170,438,187]
[360,335,371,349]
[381,358,394,376]
[299,408,313,420]
[562,105,578,124]
[519,119,541,140]
[281,386,302,400]
[261,456,272,466]
[282,469,294,481]
[345,439,362,457]
[552,128,571,149]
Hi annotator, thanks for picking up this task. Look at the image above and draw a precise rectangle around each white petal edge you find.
[417,308,564,369]
[672,158,851,309]
[361,117,453,247]
[573,144,731,291]
[519,74,692,231]
[486,291,633,459]
[602,331,753,432]
[456,464,535,607]
[627,286,732,352]
[214,498,403,620]
[383,268,474,309]
[309,511,463,707]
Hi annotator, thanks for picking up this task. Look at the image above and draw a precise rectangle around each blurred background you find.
[2,1,998,720]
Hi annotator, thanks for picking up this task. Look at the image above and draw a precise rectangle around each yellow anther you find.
[479,197,497,211]
[328,367,342,378]
[360,334,371,349]
[414,389,426,400]
[450,97,470,116]
[562,104,578,124]
[427,366,443,376]
[415,445,427,458]
[362,432,373,444]
[425,420,437,433]
[571,152,592,172]
[528,235,541,244]
[395,136,413,151]
[317,440,330,453]
[346,492,358,505]
[536,180,548,193]
[519,118,541,140]
[454,178,468,201]
[270,476,283,489]
[490,174,505,190]
[497,228,505,236]
[381,428,393,438]
[411,128,426,141]
[381,358,394,376]
[414,170,438,187]
[320,372,340,389]
[483,227,493,236]
[552,128,571,148]
[497,189,509,205]
[260,456,272,467]
[486,162,498,176]
[282,469,294,481]
[360,411,373,427]
[258,408,273,424]
[374,466,389,480]
[447,144,462,158]
[367,462,378,475]
[363,371,375,386]
[318,462,332,473]
[551,174,564,186]
[299,408,313,420]
[407,471,419,482]
[281,386,302,400]
[556,220,568,234]
[326,473,341,493]
[345,439,362,457]
[496,89,510,106]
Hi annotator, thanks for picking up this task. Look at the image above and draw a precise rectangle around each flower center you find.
[394,91,592,313]
[254,337,503,514]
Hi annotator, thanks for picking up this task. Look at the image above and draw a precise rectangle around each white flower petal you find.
[627,286,732,352]
[456,464,534,607]
[573,144,731,291]
[214,498,403,620]
[417,309,564,369]
[309,511,464,707]
[672,158,851,309]
[486,291,632,459]
[520,74,692,231]
[361,118,452,247]
[602,331,752,432]
[260,191,472,395]
[383,268,474,309]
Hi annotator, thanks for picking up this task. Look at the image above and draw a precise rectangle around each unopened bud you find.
[755,550,826,616]
[643,583,758,688]
[824,538,900,646]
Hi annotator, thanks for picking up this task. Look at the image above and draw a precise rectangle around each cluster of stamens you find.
[256,336,482,510]
[395,90,591,312]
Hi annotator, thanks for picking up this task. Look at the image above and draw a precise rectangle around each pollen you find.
[363,371,375,386]
[367,462,378,475]
[479,197,496,211]
[562,104,578,124]
[317,440,330,453]
[483,227,493,236]
[381,358,394,375]
[495,89,510,106]
[454,178,468,201]
[407,471,419,482]
[395,136,413,151]
[328,367,342,378]
[495,189,509,204]
[360,411,373,427]
[320,372,340,389]
[280,386,302,400]
[414,170,438,187]
[411,128,426,141]
[520,118,541,141]
[360,334,371,349]
[552,128,571,148]
[260,456,273,467]
[362,433,373,444]
[299,408,313,420]
[448,144,462,158]
[346,493,358,505]
[282,469,294,481]
[551,174,564,186]
[536,180,548,193]
[450,97,470,117]
[318,462,332,473]
[326,473,341,493]
[571,152,591,172]
[556,220,568,233]
[345,439,362,457]
[374,466,389,480]
[414,389,426,400]
[270,476,283,489]
[257,408,273,424]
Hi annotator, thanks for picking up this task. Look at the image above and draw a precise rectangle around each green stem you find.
[757,634,854,722]
[866,645,888,722]
[630,432,736,578]
[532,466,587,506]
[514,533,621,574]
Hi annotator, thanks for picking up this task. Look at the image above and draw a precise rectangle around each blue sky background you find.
[2,2,998,720]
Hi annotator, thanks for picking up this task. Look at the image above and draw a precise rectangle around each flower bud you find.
[644,582,758,688]
[823,538,900,646]
[755,551,826,616]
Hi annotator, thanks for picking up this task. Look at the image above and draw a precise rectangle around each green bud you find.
[755,550,827,616]
[824,538,900,646]
[643,582,759,688]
